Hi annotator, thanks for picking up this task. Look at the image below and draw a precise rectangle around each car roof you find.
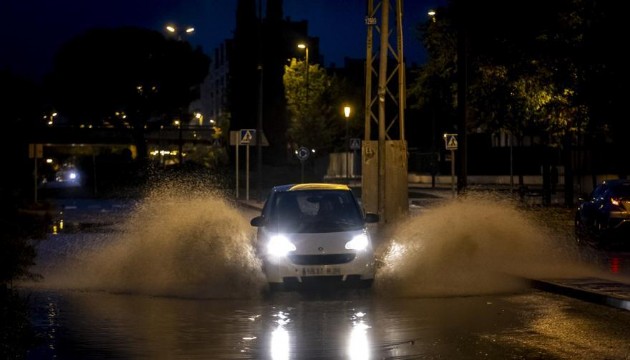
[271,183,351,193]
[602,179,630,186]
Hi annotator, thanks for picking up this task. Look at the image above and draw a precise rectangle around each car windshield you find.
[609,182,630,198]
[266,190,364,233]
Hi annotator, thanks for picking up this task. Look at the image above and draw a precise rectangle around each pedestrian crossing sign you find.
[350,138,361,150]
[444,133,458,150]
[240,129,255,145]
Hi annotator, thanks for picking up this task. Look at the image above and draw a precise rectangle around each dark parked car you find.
[575,179,630,248]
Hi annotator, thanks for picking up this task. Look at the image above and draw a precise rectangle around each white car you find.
[250,183,379,290]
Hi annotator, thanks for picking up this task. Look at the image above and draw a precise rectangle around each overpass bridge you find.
[28,126,218,148]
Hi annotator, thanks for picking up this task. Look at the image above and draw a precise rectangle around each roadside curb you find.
[531,278,630,311]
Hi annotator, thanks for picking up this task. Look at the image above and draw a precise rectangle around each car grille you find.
[288,254,356,265]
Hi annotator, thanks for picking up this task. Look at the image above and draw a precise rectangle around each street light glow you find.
[165,24,194,39]
[343,105,352,181]
[297,43,306,49]
[194,112,203,125]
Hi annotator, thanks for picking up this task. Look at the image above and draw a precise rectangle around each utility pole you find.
[363,0,408,223]
[456,2,468,193]
[256,0,263,200]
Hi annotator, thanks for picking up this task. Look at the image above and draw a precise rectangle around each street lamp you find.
[297,43,309,106]
[174,119,183,165]
[344,106,351,182]
[194,112,203,126]
[165,24,195,41]
[45,112,58,126]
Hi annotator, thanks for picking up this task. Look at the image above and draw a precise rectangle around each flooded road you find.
[22,288,630,359]
[20,187,630,359]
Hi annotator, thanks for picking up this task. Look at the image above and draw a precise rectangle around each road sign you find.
[444,133,458,150]
[29,144,43,159]
[350,138,361,150]
[240,129,255,145]
[230,130,269,146]
[296,146,310,161]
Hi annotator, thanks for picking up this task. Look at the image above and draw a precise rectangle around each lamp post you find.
[165,24,193,167]
[297,43,309,107]
[344,106,351,182]
[174,119,183,165]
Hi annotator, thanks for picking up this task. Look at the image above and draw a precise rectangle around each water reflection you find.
[348,312,370,360]
[45,300,59,351]
[610,257,620,273]
[23,290,382,359]
[270,311,291,360]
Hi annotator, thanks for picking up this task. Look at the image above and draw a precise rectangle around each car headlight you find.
[345,234,369,251]
[267,235,296,257]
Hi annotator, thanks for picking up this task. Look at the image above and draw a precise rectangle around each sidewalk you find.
[532,278,630,311]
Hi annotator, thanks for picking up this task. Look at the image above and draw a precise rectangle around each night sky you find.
[1,0,442,82]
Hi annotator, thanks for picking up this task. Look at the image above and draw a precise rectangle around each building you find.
[199,0,320,163]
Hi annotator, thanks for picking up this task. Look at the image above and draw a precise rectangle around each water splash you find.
[374,192,597,297]
[38,185,266,299]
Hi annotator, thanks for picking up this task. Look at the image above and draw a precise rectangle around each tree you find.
[0,71,45,288]
[0,70,44,198]
[411,0,604,203]
[45,27,209,160]
[283,59,346,153]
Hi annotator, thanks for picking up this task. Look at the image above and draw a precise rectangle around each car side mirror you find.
[250,216,267,227]
[364,213,379,223]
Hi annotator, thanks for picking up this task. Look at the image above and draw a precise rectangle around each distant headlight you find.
[267,235,296,257]
[345,234,369,251]
[69,172,78,180]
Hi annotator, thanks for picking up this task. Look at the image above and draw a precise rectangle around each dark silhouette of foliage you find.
[0,70,46,286]
[0,70,46,359]
[45,27,209,159]
[411,0,629,199]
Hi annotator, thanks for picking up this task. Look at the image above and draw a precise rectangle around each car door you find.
[581,183,606,228]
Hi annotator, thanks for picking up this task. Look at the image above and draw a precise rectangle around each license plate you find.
[302,266,341,276]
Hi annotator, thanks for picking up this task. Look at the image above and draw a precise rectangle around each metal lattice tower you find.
[364,0,406,142]
[362,0,408,223]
